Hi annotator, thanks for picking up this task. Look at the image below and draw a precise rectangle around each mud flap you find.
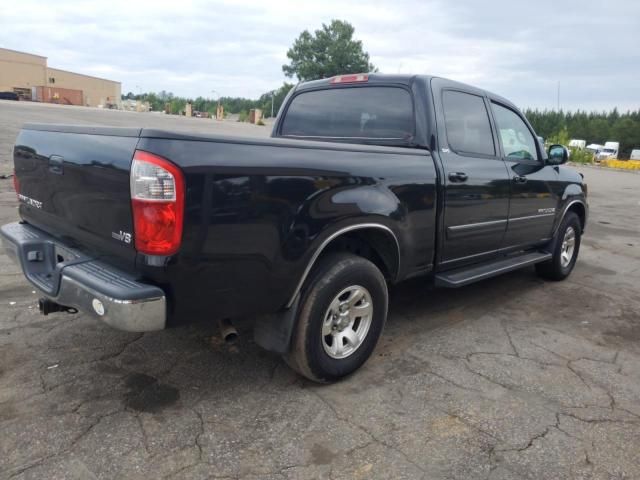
[253,293,300,355]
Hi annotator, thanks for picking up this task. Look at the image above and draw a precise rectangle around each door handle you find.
[513,175,527,184]
[448,172,468,182]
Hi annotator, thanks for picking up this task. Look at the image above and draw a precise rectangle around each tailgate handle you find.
[49,155,64,175]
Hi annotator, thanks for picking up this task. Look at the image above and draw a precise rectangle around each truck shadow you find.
[6,266,545,418]
[109,266,544,411]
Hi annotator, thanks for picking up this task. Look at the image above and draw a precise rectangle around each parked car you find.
[587,144,604,162]
[630,149,640,160]
[2,74,588,382]
[0,91,19,101]
[596,141,620,161]
[586,144,603,153]
[569,139,586,149]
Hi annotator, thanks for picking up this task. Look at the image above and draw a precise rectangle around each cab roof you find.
[294,73,518,111]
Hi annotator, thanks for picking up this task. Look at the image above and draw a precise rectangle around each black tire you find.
[285,253,388,383]
[536,212,582,281]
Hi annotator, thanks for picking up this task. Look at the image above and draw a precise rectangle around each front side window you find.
[280,87,413,140]
[491,103,539,161]
[442,90,495,156]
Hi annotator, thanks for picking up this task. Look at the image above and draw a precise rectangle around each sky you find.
[1,0,638,111]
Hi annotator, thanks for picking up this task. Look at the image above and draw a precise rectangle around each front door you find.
[489,101,558,247]
[433,83,511,268]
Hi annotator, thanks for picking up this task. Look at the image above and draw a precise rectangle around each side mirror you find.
[547,144,569,165]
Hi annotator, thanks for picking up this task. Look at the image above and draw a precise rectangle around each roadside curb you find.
[569,163,640,175]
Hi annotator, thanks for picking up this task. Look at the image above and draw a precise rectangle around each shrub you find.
[569,147,594,164]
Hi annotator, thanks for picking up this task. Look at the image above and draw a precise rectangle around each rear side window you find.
[442,90,495,156]
[280,87,413,140]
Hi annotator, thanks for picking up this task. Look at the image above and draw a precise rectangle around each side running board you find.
[434,252,552,288]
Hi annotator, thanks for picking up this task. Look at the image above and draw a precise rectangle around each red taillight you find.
[13,169,19,197]
[329,74,369,84]
[130,150,184,256]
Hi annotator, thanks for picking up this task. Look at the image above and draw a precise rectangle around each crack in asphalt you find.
[135,414,151,455]
[102,333,145,363]
[307,387,429,476]
[495,413,560,454]
[465,350,560,367]
[5,409,122,479]
[8,325,634,479]
[160,446,204,480]
[559,411,640,426]
[501,320,519,357]
[190,407,205,468]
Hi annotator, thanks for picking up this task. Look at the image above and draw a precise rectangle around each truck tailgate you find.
[13,125,140,266]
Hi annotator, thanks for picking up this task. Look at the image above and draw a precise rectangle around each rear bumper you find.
[1,222,166,332]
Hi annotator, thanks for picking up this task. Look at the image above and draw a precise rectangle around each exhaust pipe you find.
[218,318,238,344]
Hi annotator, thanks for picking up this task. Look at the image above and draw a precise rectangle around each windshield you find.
[280,86,414,141]
[603,148,615,153]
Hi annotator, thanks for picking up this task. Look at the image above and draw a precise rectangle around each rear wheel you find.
[286,253,388,383]
[536,212,581,280]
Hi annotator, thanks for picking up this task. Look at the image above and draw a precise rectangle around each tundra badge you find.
[17,194,43,209]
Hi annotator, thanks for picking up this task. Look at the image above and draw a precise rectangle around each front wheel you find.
[285,253,388,383]
[536,212,582,281]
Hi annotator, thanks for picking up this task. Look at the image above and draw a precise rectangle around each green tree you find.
[524,108,640,159]
[548,127,570,146]
[257,83,294,118]
[611,117,640,158]
[283,20,376,81]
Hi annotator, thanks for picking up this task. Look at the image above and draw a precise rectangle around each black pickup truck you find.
[2,74,587,382]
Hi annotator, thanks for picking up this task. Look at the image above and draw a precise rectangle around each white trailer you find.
[597,141,620,161]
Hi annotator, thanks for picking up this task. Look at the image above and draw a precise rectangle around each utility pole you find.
[212,90,221,120]
[557,81,560,111]
[134,85,142,112]
[271,91,275,118]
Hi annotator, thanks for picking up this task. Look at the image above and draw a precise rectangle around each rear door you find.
[432,80,511,268]
[488,101,558,247]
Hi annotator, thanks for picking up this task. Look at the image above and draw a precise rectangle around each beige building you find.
[0,47,121,107]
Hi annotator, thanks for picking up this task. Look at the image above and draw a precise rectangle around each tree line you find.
[122,83,294,119]
[123,87,640,159]
[525,109,640,158]
[121,20,375,120]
